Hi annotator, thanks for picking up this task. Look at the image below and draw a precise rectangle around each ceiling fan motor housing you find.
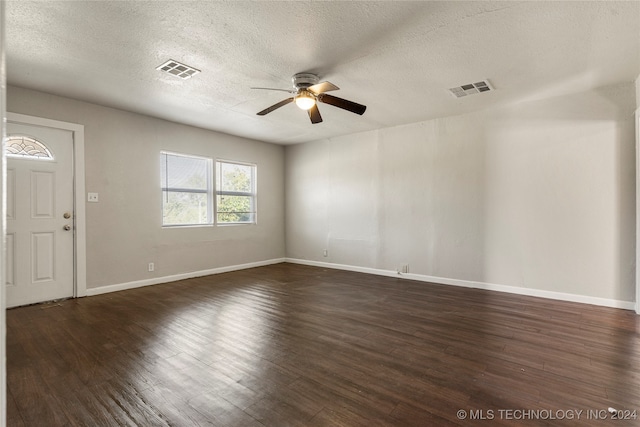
[292,73,319,90]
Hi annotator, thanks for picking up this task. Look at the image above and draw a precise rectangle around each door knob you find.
[63,225,71,231]
[63,212,72,219]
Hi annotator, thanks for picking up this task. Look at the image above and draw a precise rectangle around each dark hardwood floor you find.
[6,263,640,426]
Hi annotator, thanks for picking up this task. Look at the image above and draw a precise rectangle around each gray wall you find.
[286,82,636,302]
[8,85,285,289]
[7,82,637,304]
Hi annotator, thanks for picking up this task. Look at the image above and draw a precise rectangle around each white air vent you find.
[156,60,200,79]
[448,80,493,98]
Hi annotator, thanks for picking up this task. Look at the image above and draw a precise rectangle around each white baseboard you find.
[85,256,636,311]
[286,258,636,311]
[85,258,286,297]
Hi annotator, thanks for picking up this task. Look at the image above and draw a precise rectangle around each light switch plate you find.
[88,192,99,202]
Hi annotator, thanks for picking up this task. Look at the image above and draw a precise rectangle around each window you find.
[161,152,212,226]
[5,135,53,160]
[216,160,256,224]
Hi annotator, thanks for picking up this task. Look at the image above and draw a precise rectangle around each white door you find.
[6,121,75,308]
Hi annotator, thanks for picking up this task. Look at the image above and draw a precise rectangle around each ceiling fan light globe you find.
[295,95,316,110]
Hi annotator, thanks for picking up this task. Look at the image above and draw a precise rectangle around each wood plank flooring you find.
[6,263,640,426]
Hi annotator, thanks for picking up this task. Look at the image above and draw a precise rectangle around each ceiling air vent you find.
[156,60,200,80]
[448,80,493,98]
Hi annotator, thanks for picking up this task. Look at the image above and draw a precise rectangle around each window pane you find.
[163,191,209,225]
[218,162,252,193]
[215,160,256,224]
[161,153,208,190]
[217,195,253,223]
[5,135,54,160]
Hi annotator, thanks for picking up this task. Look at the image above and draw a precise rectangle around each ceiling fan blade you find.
[257,97,294,115]
[308,104,323,124]
[307,81,340,94]
[251,87,296,94]
[318,94,367,115]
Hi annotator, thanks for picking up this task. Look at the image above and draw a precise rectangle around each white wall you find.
[636,74,640,313]
[0,2,6,424]
[286,82,636,304]
[7,85,285,290]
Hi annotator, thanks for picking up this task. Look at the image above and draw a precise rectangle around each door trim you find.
[7,112,86,299]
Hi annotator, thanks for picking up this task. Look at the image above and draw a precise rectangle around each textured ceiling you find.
[6,1,640,145]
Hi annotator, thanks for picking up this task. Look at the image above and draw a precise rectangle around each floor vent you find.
[156,60,200,80]
[448,80,493,98]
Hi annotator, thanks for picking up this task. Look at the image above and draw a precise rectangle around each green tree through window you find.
[216,161,256,223]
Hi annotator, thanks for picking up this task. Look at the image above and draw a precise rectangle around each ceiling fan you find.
[252,73,366,124]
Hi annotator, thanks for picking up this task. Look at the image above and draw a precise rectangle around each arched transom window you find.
[5,135,54,160]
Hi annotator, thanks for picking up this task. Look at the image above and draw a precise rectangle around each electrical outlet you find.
[148,262,154,272]
[323,249,328,257]
[87,192,99,203]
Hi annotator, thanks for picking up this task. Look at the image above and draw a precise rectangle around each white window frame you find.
[216,159,257,225]
[161,151,213,227]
